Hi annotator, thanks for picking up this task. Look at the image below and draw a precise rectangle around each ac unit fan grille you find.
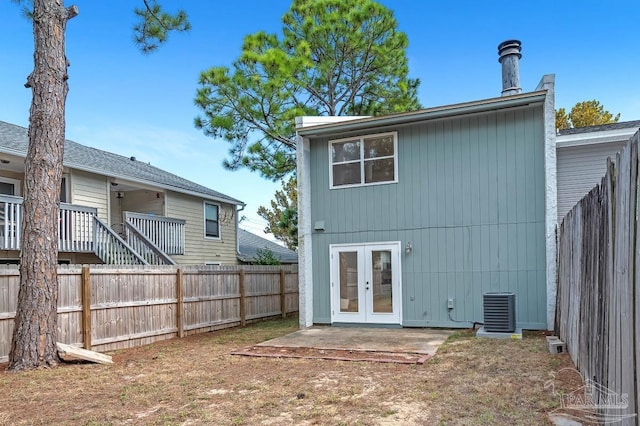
[483,293,516,332]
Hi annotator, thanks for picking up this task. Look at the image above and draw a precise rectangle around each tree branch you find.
[66,5,78,20]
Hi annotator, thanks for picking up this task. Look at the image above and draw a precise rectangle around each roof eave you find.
[297,91,547,138]
[0,145,245,206]
[557,127,640,149]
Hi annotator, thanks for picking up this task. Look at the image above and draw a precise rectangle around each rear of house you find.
[297,41,557,330]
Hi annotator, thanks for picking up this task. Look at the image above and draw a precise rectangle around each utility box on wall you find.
[483,293,516,332]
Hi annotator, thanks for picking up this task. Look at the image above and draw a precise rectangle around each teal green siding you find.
[309,106,547,329]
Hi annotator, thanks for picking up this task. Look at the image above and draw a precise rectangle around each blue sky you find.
[0,1,638,238]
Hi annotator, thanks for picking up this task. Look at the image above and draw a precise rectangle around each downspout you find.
[236,203,246,262]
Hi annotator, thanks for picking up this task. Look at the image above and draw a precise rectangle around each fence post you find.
[176,267,184,338]
[239,270,246,326]
[280,269,286,318]
[81,265,92,349]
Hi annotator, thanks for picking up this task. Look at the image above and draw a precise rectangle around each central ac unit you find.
[483,292,516,332]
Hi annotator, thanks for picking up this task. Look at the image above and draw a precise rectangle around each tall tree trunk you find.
[8,0,77,371]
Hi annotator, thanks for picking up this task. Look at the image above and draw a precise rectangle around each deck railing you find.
[124,211,185,255]
[0,195,98,252]
[59,203,97,252]
[123,221,176,265]
[0,195,21,250]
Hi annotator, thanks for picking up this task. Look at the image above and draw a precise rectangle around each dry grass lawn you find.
[0,317,582,425]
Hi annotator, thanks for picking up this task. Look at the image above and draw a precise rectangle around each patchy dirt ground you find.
[0,317,582,425]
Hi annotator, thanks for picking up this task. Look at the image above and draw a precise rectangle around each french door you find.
[330,242,401,324]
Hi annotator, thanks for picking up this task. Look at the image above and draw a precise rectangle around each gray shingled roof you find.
[0,120,243,205]
[237,229,298,264]
[558,120,640,136]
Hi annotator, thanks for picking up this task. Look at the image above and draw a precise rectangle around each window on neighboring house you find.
[0,176,20,196]
[204,202,220,239]
[329,132,398,188]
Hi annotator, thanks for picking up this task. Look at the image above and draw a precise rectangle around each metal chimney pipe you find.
[498,40,522,96]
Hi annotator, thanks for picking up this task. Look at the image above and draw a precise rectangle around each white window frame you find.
[0,176,21,196]
[203,201,221,240]
[328,131,398,189]
[60,174,70,203]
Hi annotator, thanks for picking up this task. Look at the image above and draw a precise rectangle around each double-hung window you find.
[204,202,220,239]
[329,132,398,188]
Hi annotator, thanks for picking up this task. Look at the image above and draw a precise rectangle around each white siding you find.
[557,141,626,223]
[69,170,109,220]
[165,191,238,265]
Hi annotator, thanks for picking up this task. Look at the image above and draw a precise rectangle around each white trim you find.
[297,135,313,328]
[298,92,547,136]
[0,176,21,196]
[329,241,402,325]
[537,74,558,331]
[328,131,398,189]
[60,173,70,203]
[203,201,221,240]
[556,127,639,148]
[296,116,370,129]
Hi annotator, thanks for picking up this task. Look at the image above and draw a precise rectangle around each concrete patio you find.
[256,326,454,356]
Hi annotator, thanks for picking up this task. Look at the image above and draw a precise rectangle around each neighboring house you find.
[296,40,557,330]
[556,120,640,223]
[237,228,298,264]
[0,120,245,265]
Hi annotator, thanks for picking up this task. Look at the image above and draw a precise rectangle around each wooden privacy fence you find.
[556,131,640,424]
[0,264,299,362]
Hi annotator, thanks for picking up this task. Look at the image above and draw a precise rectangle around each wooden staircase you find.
[92,217,175,265]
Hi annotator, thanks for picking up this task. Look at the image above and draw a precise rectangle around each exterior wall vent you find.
[483,292,516,332]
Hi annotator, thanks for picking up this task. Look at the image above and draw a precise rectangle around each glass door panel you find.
[339,251,359,313]
[371,250,393,313]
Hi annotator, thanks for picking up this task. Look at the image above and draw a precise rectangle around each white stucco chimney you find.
[498,40,522,96]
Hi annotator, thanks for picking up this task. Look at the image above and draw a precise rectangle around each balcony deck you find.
[0,195,186,258]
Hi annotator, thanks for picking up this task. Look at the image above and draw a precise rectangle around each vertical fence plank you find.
[280,269,286,319]
[239,270,246,327]
[176,268,184,338]
[81,265,92,350]
[634,133,640,422]
[621,141,637,421]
